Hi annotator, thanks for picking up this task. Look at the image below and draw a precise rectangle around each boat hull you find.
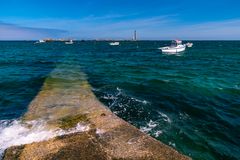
[109,42,120,46]
[160,46,186,53]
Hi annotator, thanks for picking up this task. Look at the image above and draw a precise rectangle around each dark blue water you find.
[0,41,239,160]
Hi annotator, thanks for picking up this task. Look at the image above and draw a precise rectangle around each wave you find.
[0,119,90,158]
[140,120,158,133]
[100,87,150,105]
[140,120,163,138]
[158,111,172,123]
[130,97,149,105]
[96,86,173,139]
[139,111,172,138]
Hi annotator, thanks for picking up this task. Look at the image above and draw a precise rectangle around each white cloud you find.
[1,16,240,40]
[0,22,67,40]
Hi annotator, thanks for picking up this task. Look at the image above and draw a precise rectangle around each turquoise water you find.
[0,41,239,160]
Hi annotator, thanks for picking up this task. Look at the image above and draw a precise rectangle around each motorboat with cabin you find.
[65,40,74,45]
[35,39,46,44]
[109,42,120,46]
[159,40,186,53]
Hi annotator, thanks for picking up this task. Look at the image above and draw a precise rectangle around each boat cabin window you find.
[171,41,177,47]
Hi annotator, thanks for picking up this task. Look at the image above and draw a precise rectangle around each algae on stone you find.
[59,114,89,130]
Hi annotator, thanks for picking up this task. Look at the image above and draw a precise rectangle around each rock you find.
[3,129,190,160]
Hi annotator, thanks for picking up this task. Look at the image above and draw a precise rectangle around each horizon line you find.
[1,39,240,41]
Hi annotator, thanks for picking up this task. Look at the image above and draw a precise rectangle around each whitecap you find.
[168,141,176,148]
[91,88,100,92]
[179,112,190,120]
[131,97,149,105]
[158,111,171,123]
[0,119,89,158]
[153,130,163,137]
[116,87,121,92]
[116,87,122,96]
[140,120,158,133]
[102,94,117,100]
[234,84,240,90]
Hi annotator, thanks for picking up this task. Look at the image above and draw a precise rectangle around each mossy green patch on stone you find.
[59,114,89,130]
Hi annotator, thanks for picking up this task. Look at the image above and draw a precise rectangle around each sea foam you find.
[0,119,89,158]
[140,120,158,133]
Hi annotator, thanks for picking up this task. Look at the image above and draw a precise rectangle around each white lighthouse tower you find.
[133,30,137,41]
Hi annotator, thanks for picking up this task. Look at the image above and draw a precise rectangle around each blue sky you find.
[0,0,240,40]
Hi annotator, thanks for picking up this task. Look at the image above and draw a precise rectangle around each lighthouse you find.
[133,30,137,41]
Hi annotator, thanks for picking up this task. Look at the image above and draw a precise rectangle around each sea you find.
[0,41,239,160]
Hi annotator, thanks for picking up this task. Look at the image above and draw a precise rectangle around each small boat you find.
[159,40,186,53]
[109,42,120,46]
[65,40,73,45]
[186,42,193,47]
[35,39,45,44]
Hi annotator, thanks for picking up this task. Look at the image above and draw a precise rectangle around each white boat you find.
[159,40,186,53]
[109,42,120,46]
[35,39,45,44]
[186,42,193,47]
[65,40,73,44]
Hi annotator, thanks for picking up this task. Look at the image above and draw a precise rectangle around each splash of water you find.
[0,119,89,158]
